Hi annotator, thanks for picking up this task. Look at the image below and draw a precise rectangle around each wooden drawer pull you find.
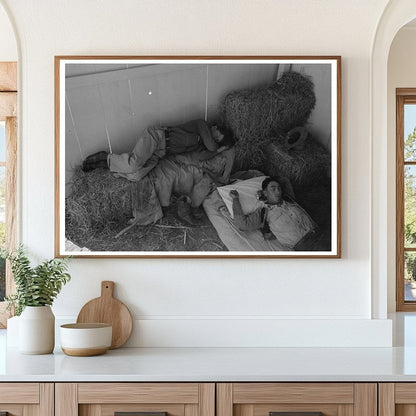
[115,412,168,416]
[270,413,323,416]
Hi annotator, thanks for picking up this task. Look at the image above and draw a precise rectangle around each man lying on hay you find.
[80,118,236,225]
[151,148,235,225]
[82,119,235,182]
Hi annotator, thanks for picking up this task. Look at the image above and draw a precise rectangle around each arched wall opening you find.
[371,1,416,319]
[387,19,416,313]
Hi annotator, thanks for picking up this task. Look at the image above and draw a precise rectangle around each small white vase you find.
[19,306,55,354]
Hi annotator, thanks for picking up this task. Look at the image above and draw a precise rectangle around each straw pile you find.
[65,168,225,252]
[65,168,134,242]
[265,137,331,185]
[223,71,316,170]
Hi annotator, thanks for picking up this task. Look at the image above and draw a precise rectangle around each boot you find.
[177,196,199,225]
[82,151,109,172]
[161,205,174,220]
[191,206,203,220]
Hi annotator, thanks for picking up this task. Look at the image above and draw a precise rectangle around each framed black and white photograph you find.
[55,56,341,258]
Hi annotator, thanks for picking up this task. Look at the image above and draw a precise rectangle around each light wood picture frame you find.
[55,56,341,258]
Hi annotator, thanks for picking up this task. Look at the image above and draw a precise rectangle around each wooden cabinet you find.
[0,381,410,416]
[379,383,416,416]
[217,383,377,416]
[55,383,215,416]
[0,383,53,415]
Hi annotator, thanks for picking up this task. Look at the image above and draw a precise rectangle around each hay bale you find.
[270,71,316,132]
[265,137,330,186]
[66,168,164,244]
[65,168,133,241]
[234,135,270,172]
[223,71,316,170]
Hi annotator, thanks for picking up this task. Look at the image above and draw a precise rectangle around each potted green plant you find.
[4,246,71,354]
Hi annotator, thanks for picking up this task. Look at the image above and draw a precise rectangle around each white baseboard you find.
[53,317,393,348]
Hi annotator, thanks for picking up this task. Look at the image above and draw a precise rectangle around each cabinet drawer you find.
[0,383,53,416]
[0,383,39,403]
[78,383,200,403]
[56,383,215,416]
[379,383,416,415]
[218,383,376,416]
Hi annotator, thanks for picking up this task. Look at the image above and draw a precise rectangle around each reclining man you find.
[82,119,235,182]
[228,177,317,250]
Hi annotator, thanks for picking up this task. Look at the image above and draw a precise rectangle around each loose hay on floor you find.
[65,169,227,252]
[66,206,227,252]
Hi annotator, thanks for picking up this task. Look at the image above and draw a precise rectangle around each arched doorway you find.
[371,1,416,318]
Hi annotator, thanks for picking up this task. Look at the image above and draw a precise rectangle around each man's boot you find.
[177,196,199,225]
[191,206,203,220]
[82,151,109,172]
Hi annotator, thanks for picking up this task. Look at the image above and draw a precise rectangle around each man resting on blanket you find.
[228,177,316,250]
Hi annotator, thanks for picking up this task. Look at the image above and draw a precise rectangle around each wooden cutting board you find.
[76,281,133,349]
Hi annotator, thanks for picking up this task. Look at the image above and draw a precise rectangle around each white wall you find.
[0,3,16,62]
[387,26,416,312]
[0,0,394,347]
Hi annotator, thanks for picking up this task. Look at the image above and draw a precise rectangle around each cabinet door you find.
[55,383,215,416]
[379,383,416,416]
[0,383,53,416]
[217,383,377,416]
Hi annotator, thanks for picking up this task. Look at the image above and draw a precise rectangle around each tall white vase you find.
[19,306,55,354]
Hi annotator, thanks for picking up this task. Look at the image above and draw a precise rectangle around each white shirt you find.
[267,201,315,248]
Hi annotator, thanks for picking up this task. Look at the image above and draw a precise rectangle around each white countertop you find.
[2,345,416,382]
[2,313,416,382]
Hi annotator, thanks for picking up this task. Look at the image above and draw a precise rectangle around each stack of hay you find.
[65,169,161,244]
[265,138,331,186]
[223,71,316,171]
[65,169,133,242]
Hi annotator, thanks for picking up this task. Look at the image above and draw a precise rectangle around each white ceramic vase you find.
[19,305,55,354]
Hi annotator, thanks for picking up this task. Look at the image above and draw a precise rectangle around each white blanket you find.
[203,190,289,252]
[217,176,266,218]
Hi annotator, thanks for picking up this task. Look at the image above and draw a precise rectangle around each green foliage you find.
[405,167,416,246]
[405,253,416,282]
[3,246,71,316]
[404,127,416,280]
[0,222,5,247]
[406,126,416,160]
[405,127,416,247]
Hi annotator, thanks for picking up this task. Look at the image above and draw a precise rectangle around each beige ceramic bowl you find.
[60,323,112,356]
